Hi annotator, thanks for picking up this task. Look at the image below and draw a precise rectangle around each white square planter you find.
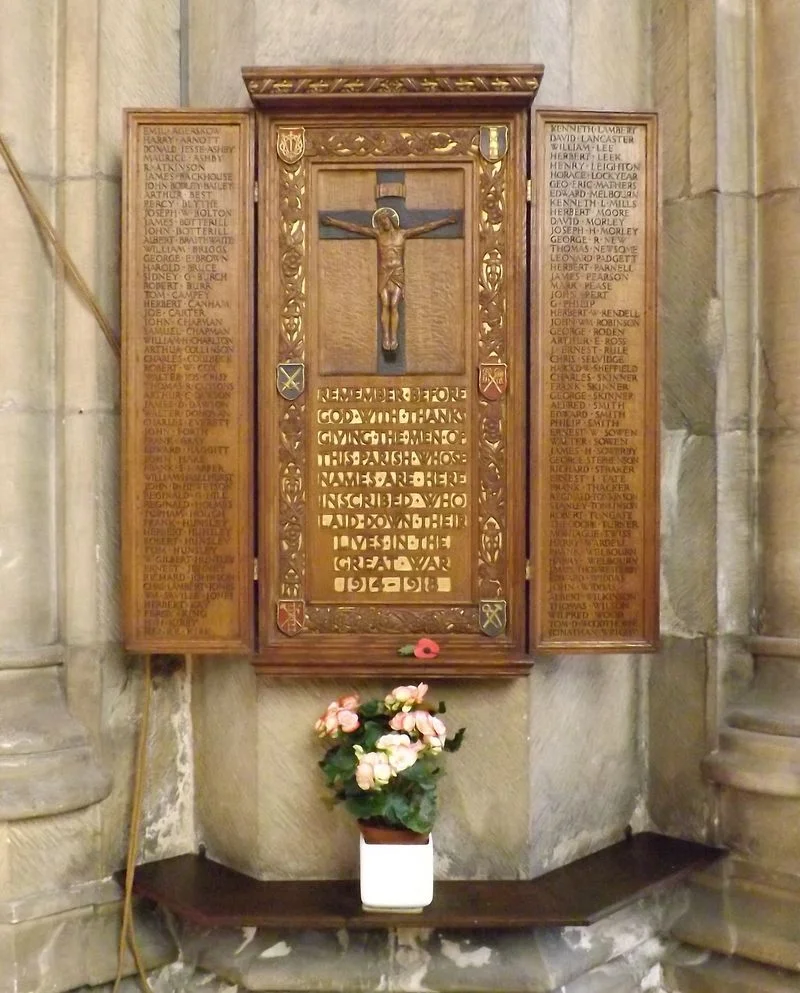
[359,834,434,912]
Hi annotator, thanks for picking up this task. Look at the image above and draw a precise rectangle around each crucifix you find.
[319,170,463,373]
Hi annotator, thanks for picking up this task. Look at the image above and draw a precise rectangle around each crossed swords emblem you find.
[277,362,305,400]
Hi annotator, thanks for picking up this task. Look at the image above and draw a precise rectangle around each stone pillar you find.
[0,0,111,820]
[0,0,188,988]
[648,0,752,850]
[658,2,800,989]
[0,3,114,986]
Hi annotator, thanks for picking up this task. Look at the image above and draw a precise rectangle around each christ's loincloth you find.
[378,264,405,298]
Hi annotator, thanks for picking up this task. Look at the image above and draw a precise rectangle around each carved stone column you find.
[0,6,110,823]
[663,2,800,988]
[0,1,184,989]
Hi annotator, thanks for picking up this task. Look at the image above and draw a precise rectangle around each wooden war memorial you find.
[121,67,659,676]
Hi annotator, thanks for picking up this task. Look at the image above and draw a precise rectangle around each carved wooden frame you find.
[253,70,540,676]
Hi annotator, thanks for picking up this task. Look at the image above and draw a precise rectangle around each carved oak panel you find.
[258,113,529,675]
[531,110,659,652]
[122,111,255,653]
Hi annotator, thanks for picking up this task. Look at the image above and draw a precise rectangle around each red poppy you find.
[413,638,440,659]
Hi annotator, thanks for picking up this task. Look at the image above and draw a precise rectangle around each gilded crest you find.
[479,363,508,400]
[277,361,305,400]
[277,126,305,165]
[277,599,305,636]
[479,125,508,163]
[479,599,507,637]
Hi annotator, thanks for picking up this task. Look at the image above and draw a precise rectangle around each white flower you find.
[376,733,422,772]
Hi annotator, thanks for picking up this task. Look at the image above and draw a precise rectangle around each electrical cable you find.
[112,654,155,993]
[0,132,120,359]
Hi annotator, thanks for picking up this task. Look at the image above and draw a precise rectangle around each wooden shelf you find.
[127,831,723,930]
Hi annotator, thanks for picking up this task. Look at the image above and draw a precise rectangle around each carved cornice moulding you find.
[243,65,544,110]
[704,727,800,796]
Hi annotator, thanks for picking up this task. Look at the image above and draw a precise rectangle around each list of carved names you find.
[541,119,650,642]
[309,385,472,603]
[136,122,244,641]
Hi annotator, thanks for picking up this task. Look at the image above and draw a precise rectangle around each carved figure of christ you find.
[321,206,458,351]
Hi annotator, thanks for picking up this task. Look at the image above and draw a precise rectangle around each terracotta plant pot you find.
[359,822,429,846]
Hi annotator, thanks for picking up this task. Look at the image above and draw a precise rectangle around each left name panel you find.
[122,111,255,653]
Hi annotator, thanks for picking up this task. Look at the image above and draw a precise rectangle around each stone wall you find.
[654,2,800,990]
[0,1,189,989]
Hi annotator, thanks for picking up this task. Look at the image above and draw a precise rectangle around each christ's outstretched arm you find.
[404,215,458,239]
[321,216,376,238]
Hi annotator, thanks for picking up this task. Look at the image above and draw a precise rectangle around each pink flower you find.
[390,709,446,740]
[384,682,429,712]
[314,700,360,737]
[413,638,440,659]
[389,711,414,733]
[314,707,339,737]
[337,693,360,711]
[338,709,359,733]
[353,748,393,790]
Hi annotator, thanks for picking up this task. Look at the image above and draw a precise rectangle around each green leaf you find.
[326,748,358,774]
[381,792,412,825]
[444,727,466,752]
[397,644,416,656]
[401,792,437,834]
[360,719,389,751]
[399,761,437,787]
[344,792,387,821]
[359,700,385,719]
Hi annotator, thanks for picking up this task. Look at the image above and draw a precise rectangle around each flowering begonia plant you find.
[314,642,465,836]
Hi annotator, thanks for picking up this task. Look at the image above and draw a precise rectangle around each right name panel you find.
[531,110,659,653]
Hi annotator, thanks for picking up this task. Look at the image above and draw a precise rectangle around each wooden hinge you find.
[254,557,259,582]
[525,559,532,581]
[254,181,259,202]
[526,179,532,202]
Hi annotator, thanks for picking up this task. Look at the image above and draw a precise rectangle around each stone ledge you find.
[749,637,800,660]
[177,893,681,992]
[0,876,121,926]
[0,645,64,670]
